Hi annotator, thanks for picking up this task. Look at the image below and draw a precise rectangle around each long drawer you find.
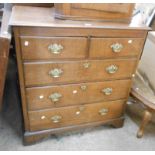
[26,79,131,110]
[24,59,137,86]
[89,38,145,58]
[28,100,125,131]
[20,37,88,60]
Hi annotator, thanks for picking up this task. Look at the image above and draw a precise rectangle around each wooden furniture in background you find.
[0,4,11,110]
[131,32,155,138]
[131,71,155,138]
[10,6,149,145]
[54,3,135,22]
[13,3,54,7]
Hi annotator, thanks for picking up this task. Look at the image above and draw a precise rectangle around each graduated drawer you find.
[20,37,88,60]
[28,100,125,131]
[89,38,145,58]
[24,59,137,86]
[26,79,131,110]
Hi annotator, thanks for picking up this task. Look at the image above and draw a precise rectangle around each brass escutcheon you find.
[102,88,113,95]
[99,108,109,116]
[48,43,63,54]
[111,43,123,53]
[106,65,118,74]
[51,115,62,123]
[49,68,63,78]
[49,93,62,102]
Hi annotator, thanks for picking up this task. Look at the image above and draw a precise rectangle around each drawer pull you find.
[80,85,87,91]
[76,111,81,115]
[111,43,123,53]
[49,68,63,78]
[106,65,118,74]
[102,88,113,95]
[49,93,62,102]
[41,116,46,120]
[48,43,63,54]
[24,41,29,46]
[99,108,109,116]
[83,62,90,69]
[51,115,62,123]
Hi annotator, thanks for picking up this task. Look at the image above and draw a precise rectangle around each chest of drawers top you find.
[10,6,150,31]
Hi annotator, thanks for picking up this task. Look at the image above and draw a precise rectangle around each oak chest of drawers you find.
[10,6,150,145]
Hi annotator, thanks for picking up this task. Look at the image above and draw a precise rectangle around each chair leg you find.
[137,110,152,138]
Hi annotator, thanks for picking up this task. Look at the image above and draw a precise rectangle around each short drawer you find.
[89,38,145,58]
[20,37,88,60]
[24,59,137,86]
[26,79,131,110]
[28,100,125,131]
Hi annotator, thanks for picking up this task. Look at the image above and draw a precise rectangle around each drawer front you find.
[26,79,131,110]
[20,37,88,60]
[29,100,125,131]
[24,59,137,86]
[89,38,145,58]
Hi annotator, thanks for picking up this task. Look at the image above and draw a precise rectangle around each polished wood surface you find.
[72,4,132,13]
[24,59,137,86]
[21,36,145,60]
[0,56,8,106]
[54,4,135,22]
[0,40,9,109]
[13,28,30,130]
[89,38,145,58]
[137,110,152,138]
[10,6,150,30]
[29,100,125,131]
[26,79,131,110]
[20,37,88,60]
[19,27,148,38]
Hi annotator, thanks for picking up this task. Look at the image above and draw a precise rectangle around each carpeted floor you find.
[0,112,155,151]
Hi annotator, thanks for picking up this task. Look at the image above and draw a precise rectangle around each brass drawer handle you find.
[80,85,87,91]
[83,62,90,69]
[48,43,63,54]
[102,88,113,95]
[49,68,63,78]
[49,93,62,102]
[111,43,123,53]
[51,115,62,123]
[99,108,109,116]
[106,65,118,74]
